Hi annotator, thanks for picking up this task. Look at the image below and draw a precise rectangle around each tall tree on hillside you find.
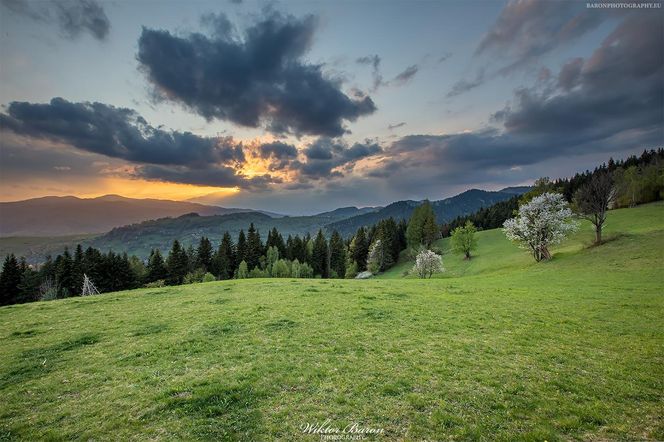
[246,223,262,270]
[266,227,286,257]
[573,172,616,245]
[166,240,188,285]
[328,230,346,278]
[236,230,247,265]
[311,230,329,278]
[146,249,168,282]
[450,221,478,260]
[351,226,369,270]
[55,247,76,296]
[212,232,235,280]
[406,200,438,248]
[196,237,213,272]
[0,254,22,305]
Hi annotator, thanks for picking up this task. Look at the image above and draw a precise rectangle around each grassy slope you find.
[0,204,662,441]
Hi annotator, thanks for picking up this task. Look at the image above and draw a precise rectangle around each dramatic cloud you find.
[1,0,110,40]
[256,141,298,170]
[134,165,276,189]
[295,137,382,179]
[0,98,245,167]
[137,11,376,137]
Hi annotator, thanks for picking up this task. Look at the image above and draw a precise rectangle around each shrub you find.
[202,273,216,283]
[144,279,165,288]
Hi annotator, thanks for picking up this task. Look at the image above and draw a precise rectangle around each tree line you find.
[441,149,663,237]
[0,216,416,305]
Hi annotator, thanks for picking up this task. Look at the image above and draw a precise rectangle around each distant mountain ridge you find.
[0,195,257,236]
[327,188,527,236]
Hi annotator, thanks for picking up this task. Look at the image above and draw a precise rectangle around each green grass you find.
[1,203,663,441]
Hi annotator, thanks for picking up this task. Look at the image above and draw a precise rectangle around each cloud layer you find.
[137,11,376,137]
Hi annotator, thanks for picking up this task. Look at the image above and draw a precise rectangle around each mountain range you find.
[0,187,529,262]
[0,194,258,236]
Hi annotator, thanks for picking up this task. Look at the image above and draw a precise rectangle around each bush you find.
[202,273,216,283]
[144,279,165,288]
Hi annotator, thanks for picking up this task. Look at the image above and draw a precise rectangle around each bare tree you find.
[573,172,616,245]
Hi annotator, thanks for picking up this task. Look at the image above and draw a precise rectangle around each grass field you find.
[1,203,662,441]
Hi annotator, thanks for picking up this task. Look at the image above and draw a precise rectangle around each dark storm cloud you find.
[256,141,298,170]
[137,11,376,137]
[1,0,110,40]
[0,98,245,168]
[294,137,382,179]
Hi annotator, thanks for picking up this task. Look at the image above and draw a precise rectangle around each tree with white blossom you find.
[412,249,444,278]
[503,192,577,262]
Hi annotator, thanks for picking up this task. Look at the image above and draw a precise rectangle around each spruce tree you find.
[0,254,22,305]
[213,232,235,280]
[236,230,247,266]
[146,249,168,282]
[56,247,75,296]
[246,223,262,271]
[328,230,346,278]
[166,240,188,285]
[196,237,213,272]
[351,227,369,270]
[311,230,329,278]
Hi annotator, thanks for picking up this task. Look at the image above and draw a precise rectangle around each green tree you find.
[266,246,280,276]
[450,221,478,259]
[196,237,213,272]
[146,249,168,282]
[406,201,438,249]
[236,230,247,265]
[351,227,369,270]
[55,247,75,296]
[246,223,263,271]
[328,230,346,278]
[311,230,329,278]
[236,260,249,279]
[166,240,188,285]
[212,232,235,280]
[0,254,22,305]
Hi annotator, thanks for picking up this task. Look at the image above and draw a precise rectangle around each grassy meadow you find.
[1,203,662,440]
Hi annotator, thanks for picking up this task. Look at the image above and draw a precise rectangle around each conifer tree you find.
[351,227,369,270]
[0,254,22,305]
[146,249,168,282]
[196,237,213,272]
[311,230,329,278]
[328,230,346,278]
[236,229,247,267]
[166,240,188,285]
[246,223,263,270]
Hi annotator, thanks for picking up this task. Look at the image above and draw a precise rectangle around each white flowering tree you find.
[503,192,577,262]
[412,249,444,278]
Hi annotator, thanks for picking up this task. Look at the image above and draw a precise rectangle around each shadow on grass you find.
[159,382,265,440]
[0,333,100,389]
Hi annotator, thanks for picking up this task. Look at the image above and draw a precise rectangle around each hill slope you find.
[328,188,525,236]
[1,203,662,440]
[0,195,256,236]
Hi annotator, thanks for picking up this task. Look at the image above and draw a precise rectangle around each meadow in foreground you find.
[1,203,662,441]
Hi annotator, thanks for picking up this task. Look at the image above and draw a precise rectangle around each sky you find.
[0,0,662,214]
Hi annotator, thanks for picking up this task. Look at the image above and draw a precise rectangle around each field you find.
[1,203,662,440]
